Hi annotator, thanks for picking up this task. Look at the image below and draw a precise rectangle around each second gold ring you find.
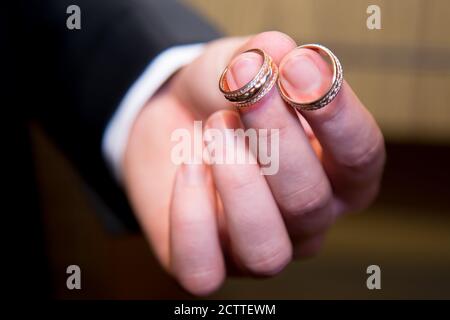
[277,43,344,111]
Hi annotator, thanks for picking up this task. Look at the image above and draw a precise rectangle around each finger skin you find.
[172,37,248,119]
[123,92,190,270]
[205,109,292,275]
[226,32,336,239]
[170,163,225,296]
[279,48,386,212]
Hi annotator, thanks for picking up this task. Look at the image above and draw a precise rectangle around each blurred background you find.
[32,0,450,299]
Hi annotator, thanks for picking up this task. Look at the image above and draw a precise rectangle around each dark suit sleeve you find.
[13,0,221,230]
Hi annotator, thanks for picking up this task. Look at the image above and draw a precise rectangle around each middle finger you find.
[205,110,292,275]
[225,34,336,239]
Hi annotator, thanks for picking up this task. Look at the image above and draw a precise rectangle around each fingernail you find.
[280,49,323,100]
[180,162,206,187]
[226,52,263,90]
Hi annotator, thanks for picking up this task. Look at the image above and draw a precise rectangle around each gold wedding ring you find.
[219,48,278,109]
[277,44,343,111]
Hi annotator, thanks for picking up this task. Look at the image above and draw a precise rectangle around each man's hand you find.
[122,32,385,296]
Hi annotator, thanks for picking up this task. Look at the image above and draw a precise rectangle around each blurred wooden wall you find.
[186,0,450,144]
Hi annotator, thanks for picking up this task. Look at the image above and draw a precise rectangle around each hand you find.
[122,32,385,296]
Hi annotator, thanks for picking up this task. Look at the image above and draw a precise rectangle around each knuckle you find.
[257,30,294,42]
[251,31,297,51]
[339,132,386,172]
[245,244,292,276]
[279,180,332,217]
[179,268,224,296]
[220,169,258,193]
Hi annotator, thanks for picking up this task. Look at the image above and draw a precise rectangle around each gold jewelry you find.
[219,48,278,109]
[277,44,343,111]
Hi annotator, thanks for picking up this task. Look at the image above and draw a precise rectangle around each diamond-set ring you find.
[219,44,343,111]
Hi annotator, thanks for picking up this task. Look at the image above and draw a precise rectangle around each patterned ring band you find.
[219,48,278,109]
[277,44,343,111]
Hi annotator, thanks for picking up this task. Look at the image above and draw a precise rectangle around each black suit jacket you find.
[4,0,219,297]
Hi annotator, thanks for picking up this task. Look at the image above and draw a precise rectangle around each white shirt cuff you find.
[102,43,205,182]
